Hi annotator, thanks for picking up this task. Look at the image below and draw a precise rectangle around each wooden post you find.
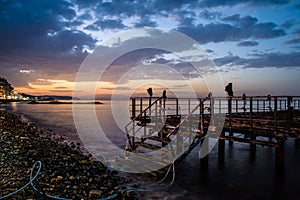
[284,100,286,110]
[274,97,278,135]
[279,99,282,111]
[250,97,253,131]
[211,97,214,125]
[188,99,191,114]
[236,99,238,113]
[275,141,284,170]
[132,98,136,119]
[132,121,135,149]
[200,138,209,171]
[249,97,256,154]
[188,99,192,144]
[155,101,158,129]
[228,97,232,116]
[228,97,233,139]
[200,99,204,134]
[218,137,225,167]
[295,138,300,147]
[140,98,143,116]
[287,97,293,132]
[149,97,152,118]
[176,98,179,116]
[219,99,221,114]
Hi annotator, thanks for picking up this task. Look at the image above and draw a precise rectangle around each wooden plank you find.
[143,135,171,144]
[219,135,280,147]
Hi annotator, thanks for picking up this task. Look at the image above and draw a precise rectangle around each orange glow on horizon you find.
[14,77,211,98]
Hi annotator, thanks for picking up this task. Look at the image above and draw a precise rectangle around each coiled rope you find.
[0,161,119,200]
[0,158,178,199]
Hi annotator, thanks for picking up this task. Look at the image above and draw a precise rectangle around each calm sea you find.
[1,101,300,199]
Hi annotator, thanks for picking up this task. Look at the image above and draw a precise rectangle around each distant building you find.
[0,77,14,99]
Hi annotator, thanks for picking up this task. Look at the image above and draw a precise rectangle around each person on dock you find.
[267,94,272,111]
[225,83,233,96]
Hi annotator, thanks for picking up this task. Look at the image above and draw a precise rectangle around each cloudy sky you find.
[0,0,299,97]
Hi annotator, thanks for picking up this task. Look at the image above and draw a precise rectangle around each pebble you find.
[89,189,103,196]
[0,110,137,199]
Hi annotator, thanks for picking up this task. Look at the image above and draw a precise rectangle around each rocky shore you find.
[0,110,137,199]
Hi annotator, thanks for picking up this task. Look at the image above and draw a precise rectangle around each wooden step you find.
[143,135,171,144]
[135,141,162,151]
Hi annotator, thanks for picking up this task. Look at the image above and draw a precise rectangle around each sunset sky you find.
[0,0,299,98]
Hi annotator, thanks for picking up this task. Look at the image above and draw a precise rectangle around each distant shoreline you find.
[27,100,103,104]
[0,99,104,104]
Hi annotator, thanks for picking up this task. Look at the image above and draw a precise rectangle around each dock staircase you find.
[121,96,220,173]
[118,95,300,173]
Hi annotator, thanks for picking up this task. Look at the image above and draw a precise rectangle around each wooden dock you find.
[122,95,300,172]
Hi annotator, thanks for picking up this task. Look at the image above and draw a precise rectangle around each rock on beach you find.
[0,110,137,199]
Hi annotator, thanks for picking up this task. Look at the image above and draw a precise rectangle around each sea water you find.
[1,101,300,199]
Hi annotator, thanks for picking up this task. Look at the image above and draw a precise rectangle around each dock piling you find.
[275,142,284,170]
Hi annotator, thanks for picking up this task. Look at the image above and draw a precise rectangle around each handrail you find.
[166,97,209,138]
[124,95,300,153]
[204,96,300,100]
[125,96,164,129]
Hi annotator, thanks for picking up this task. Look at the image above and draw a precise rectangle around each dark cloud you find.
[280,19,296,29]
[76,13,93,21]
[85,19,126,31]
[237,41,259,47]
[46,30,96,54]
[134,16,157,28]
[94,0,153,18]
[292,30,300,35]
[199,10,221,20]
[215,52,300,68]
[0,0,97,90]
[0,0,96,58]
[222,14,258,25]
[177,14,285,44]
[285,29,300,44]
[214,55,243,66]
[178,17,195,26]
[153,0,195,12]
[285,38,300,44]
[0,0,297,92]
[199,0,290,8]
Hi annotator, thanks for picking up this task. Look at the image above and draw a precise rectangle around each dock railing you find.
[125,95,300,151]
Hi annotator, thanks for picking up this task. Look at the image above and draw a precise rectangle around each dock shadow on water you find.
[1,101,300,199]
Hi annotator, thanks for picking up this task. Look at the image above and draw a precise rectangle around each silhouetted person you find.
[162,90,167,99]
[147,87,153,97]
[208,92,212,98]
[225,83,233,96]
[147,87,153,113]
[267,94,272,111]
